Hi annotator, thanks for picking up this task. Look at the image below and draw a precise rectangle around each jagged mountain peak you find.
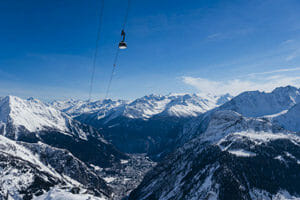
[121,93,232,119]
[0,95,68,133]
[51,93,232,123]
[0,95,129,169]
[219,86,300,117]
[272,85,299,93]
[200,110,286,143]
[50,98,127,118]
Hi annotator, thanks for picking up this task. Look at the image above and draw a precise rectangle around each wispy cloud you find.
[247,67,300,77]
[278,39,300,61]
[280,39,295,46]
[206,28,254,41]
[207,33,222,39]
[286,49,300,61]
[182,75,300,96]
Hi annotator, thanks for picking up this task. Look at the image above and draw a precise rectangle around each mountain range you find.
[1,86,300,199]
[128,86,300,200]
[0,96,153,199]
[51,93,232,160]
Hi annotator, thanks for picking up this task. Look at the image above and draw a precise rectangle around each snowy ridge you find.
[219,86,300,117]
[111,93,231,119]
[0,96,68,133]
[34,188,107,200]
[0,94,130,169]
[0,135,61,179]
[213,86,300,132]
[50,99,127,118]
[52,93,232,121]
[0,95,111,142]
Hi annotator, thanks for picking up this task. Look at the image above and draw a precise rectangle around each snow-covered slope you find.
[206,86,300,133]
[219,86,300,117]
[0,95,157,200]
[0,95,129,168]
[34,188,108,200]
[122,93,232,119]
[50,99,127,118]
[0,135,110,200]
[129,110,300,200]
[177,86,300,150]
[0,96,68,134]
[271,103,300,132]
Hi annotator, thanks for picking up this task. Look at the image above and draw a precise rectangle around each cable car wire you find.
[104,0,131,99]
[105,48,120,99]
[88,0,105,101]
[122,0,131,30]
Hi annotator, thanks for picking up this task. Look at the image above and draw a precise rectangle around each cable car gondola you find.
[119,30,127,49]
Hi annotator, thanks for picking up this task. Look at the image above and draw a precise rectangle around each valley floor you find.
[96,154,156,200]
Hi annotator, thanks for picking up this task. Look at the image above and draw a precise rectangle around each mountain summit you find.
[0,96,68,135]
[0,95,128,168]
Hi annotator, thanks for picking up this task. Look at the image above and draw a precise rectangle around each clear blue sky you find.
[1,0,300,100]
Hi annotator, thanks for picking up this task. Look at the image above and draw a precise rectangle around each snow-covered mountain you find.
[0,135,110,199]
[0,95,128,168]
[51,93,232,121]
[0,95,154,199]
[3,86,300,199]
[0,96,68,135]
[54,93,232,160]
[50,98,127,118]
[174,86,300,146]
[120,93,232,119]
[199,86,300,134]
[219,86,300,118]
[129,110,300,200]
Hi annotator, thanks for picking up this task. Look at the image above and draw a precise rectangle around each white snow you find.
[284,152,300,165]
[0,135,60,178]
[250,189,300,200]
[122,93,231,119]
[51,93,232,121]
[274,155,286,163]
[0,135,66,198]
[220,86,300,118]
[263,110,289,118]
[34,188,108,200]
[0,96,68,133]
[103,177,116,183]
[90,164,103,171]
[0,135,111,199]
[232,131,300,145]
[228,149,256,157]
[50,99,126,118]
[120,159,129,164]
